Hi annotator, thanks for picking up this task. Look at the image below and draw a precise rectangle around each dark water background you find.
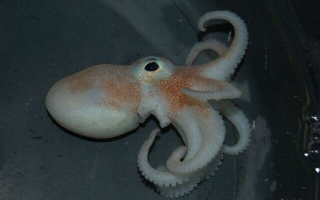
[1,0,319,199]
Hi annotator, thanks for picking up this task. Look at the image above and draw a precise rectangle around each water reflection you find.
[305,109,320,163]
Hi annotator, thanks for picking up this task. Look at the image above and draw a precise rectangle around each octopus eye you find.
[144,62,159,72]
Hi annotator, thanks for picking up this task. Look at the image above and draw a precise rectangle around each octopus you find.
[46,10,251,198]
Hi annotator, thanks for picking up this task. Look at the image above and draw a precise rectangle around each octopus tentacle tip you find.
[191,10,249,81]
[149,128,161,139]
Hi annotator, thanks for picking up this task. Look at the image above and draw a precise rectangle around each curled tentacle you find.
[138,106,226,189]
[137,128,188,187]
[186,39,228,66]
[188,10,249,81]
[137,128,202,196]
[137,112,205,187]
[212,100,251,155]
[166,105,225,174]
[157,151,224,198]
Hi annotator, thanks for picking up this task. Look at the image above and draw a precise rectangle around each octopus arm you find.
[192,10,249,81]
[137,113,204,187]
[157,151,223,198]
[170,117,202,161]
[138,129,187,187]
[185,39,228,66]
[138,106,226,189]
[181,76,241,100]
[166,105,225,174]
[138,129,217,196]
[212,100,251,155]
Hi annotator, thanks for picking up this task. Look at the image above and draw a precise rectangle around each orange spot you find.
[98,67,141,113]
[60,65,141,113]
[154,68,209,117]
[63,66,99,93]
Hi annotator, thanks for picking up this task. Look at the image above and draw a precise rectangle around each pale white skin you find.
[46,10,251,198]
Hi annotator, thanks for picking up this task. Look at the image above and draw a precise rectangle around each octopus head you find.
[46,65,141,139]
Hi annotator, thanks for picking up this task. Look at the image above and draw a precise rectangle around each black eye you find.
[144,62,159,71]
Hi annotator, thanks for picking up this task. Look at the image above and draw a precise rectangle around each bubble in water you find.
[306,110,320,123]
[308,141,320,162]
[306,110,320,162]
[310,122,320,133]
[310,131,320,141]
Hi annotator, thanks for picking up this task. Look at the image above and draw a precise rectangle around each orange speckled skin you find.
[46,64,143,139]
[153,69,209,117]
[58,64,141,114]
[46,57,240,139]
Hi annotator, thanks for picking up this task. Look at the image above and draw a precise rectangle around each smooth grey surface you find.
[0,0,315,200]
